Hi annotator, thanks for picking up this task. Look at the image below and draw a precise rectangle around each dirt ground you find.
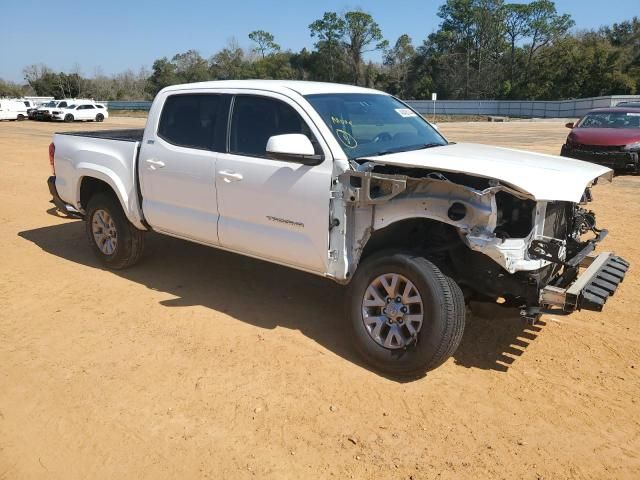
[1,117,638,480]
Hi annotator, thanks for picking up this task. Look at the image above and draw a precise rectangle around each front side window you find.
[305,93,446,159]
[229,95,315,157]
[59,102,68,108]
[158,94,222,150]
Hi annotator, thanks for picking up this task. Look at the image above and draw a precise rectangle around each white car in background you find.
[0,99,28,121]
[35,100,75,120]
[52,102,108,122]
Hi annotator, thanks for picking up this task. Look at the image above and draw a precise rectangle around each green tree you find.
[251,52,296,79]
[384,34,416,97]
[524,0,574,74]
[210,40,251,79]
[248,30,280,58]
[0,78,24,97]
[503,3,531,92]
[342,11,388,85]
[172,50,210,83]
[309,12,346,81]
[146,58,178,96]
[421,0,506,99]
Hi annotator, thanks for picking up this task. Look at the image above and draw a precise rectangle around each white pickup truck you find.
[48,80,629,375]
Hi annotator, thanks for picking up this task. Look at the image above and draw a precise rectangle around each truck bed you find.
[56,129,144,142]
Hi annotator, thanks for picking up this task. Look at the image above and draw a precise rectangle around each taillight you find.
[49,142,55,175]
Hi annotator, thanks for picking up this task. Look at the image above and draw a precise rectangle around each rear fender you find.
[75,165,145,229]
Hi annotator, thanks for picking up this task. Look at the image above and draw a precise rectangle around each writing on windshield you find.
[305,93,446,159]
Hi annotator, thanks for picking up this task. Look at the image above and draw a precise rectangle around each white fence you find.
[406,95,640,118]
[100,95,640,118]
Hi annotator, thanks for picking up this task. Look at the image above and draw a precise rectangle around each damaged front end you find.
[327,163,629,318]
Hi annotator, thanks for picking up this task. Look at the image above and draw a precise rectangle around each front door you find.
[139,93,228,245]
[216,93,333,273]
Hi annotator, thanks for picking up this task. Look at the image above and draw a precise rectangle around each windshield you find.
[578,112,640,129]
[44,101,58,107]
[305,93,447,159]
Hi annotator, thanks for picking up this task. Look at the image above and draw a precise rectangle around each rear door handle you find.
[145,159,165,170]
[219,170,243,183]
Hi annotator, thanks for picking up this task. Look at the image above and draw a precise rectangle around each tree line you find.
[2,1,639,101]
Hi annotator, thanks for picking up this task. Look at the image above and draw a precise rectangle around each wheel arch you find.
[76,173,145,229]
[359,217,463,262]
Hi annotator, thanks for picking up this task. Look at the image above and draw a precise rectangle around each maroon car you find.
[561,107,640,173]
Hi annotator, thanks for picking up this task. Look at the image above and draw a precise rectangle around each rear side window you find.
[158,94,223,150]
[59,102,68,108]
[229,95,315,157]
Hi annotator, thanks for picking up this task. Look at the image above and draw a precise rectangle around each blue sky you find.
[1,0,638,82]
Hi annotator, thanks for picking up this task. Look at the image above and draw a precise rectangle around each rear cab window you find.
[158,94,227,151]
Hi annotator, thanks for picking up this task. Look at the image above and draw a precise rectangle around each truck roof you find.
[161,80,386,97]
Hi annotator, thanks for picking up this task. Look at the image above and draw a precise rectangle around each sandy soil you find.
[0,118,638,479]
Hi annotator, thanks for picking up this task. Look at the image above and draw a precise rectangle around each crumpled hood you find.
[360,142,612,202]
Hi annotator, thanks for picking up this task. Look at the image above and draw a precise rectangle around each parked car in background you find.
[51,102,107,122]
[34,99,95,121]
[0,99,28,121]
[34,100,66,121]
[22,99,39,119]
[561,107,640,173]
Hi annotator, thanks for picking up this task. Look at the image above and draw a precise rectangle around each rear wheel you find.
[64,114,74,122]
[17,114,25,121]
[347,251,465,376]
[96,113,104,122]
[85,193,145,269]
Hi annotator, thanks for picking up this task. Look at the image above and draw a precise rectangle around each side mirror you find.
[565,122,574,129]
[266,134,323,165]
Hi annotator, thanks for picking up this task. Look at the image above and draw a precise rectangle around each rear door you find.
[78,104,96,120]
[215,93,333,273]
[139,93,228,245]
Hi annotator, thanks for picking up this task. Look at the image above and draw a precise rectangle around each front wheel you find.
[85,193,145,269]
[346,251,465,376]
[64,114,74,122]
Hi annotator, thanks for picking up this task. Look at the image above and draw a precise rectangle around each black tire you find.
[95,113,105,122]
[64,114,74,123]
[85,192,145,269]
[17,114,25,121]
[346,251,465,376]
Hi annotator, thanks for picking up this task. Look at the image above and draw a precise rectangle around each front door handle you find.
[219,170,243,183]
[145,159,165,170]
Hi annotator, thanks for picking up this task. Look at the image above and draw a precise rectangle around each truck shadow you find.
[19,220,543,380]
